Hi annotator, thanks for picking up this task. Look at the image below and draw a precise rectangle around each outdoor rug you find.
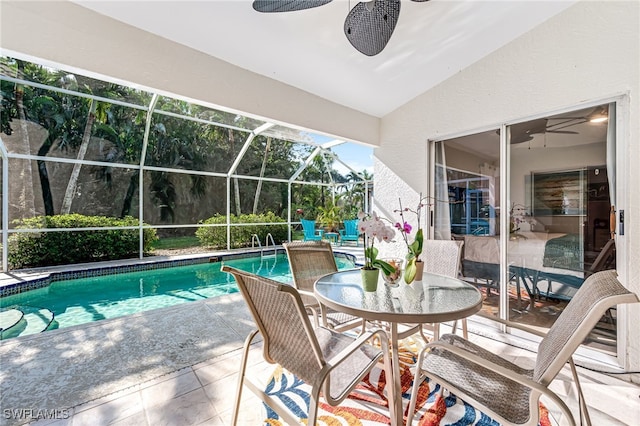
[263,339,553,425]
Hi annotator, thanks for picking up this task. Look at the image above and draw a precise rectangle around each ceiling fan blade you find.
[252,0,332,13]
[510,118,547,136]
[507,130,534,144]
[344,0,401,56]
[547,130,579,134]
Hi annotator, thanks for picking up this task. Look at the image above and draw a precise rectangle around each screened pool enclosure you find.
[0,56,372,271]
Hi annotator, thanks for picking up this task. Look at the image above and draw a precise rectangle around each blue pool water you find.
[0,253,356,339]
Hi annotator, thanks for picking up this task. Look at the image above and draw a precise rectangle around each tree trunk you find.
[14,61,36,216]
[37,138,55,216]
[61,99,96,214]
[253,137,271,214]
[120,172,139,218]
[229,129,241,215]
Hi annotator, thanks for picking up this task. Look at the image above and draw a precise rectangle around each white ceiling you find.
[73,0,577,118]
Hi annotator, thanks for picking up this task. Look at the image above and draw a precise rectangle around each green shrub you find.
[8,214,157,269]
[196,213,288,249]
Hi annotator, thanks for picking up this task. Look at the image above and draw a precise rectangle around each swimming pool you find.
[0,252,356,340]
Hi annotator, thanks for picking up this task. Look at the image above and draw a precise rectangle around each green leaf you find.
[373,258,396,275]
[408,228,424,258]
[404,257,417,283]
[415,228,424,255]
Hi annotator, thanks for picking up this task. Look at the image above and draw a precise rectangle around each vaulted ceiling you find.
[73,1,577,118]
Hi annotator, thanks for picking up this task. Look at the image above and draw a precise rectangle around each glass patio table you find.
[314,268,483,426]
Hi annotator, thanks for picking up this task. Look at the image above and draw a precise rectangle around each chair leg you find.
[306,306,320,328]
[569,358,593,426]
[406,348,428,425]
[418,325,430,344]
[308,385,321,426]
[231,329,259,425]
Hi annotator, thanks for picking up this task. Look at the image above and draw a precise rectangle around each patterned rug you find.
[263,338,553,425]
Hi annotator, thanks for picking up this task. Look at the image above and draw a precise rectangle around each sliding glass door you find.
[431,102,618,355]
[507,103,616,353]
[432,129,502,320]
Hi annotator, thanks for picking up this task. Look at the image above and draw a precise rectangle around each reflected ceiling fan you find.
[496,117,604,144]
[252,0,430,56]
[508,106,610,144]
[508,118,580,144]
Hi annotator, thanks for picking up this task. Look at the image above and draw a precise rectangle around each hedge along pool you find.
[0,251,356,340]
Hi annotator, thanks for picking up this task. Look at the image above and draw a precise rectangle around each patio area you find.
[1,248,639,426]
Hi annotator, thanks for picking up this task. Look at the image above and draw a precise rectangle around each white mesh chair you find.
[283,240,363,332]
[222,265,396,426]
[376,240,465,343]
[422,239,466,340]
[407,269,639,426]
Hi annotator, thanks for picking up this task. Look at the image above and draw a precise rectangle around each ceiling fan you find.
[508,106,610,144]
[252,0,430,56]
[508,118,580,144]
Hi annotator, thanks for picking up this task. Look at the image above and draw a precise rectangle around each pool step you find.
[0,308,24,333]
[0,306,55,340]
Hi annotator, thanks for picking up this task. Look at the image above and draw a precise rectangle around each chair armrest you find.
[298,288,316,298]
[317,229,325,237]
[318,327,392,406]
[339,230,346,237]
[324,328,389,369]
[423,340,575,424]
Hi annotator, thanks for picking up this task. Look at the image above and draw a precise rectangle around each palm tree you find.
[61,93,113,213]
[2,59,36,216]
[253,136,271,214]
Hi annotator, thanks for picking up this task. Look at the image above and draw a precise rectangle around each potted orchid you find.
[395,195,426,284]
[357,211,396,291]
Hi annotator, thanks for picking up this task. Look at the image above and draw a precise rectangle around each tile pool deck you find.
[1,247,639,425]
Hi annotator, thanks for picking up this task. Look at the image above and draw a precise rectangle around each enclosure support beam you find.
[138,94,158,259]
[1,141,9,272]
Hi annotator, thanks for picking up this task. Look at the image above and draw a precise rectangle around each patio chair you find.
[301,219,323,241]
[375,240,467,343]
[339,219,360,246]
[422,239,466,340]
[407,269,639,426]
[283,240,364,332]
[379,240,465,344]
[536,238,616,300]
[221,265,396,426]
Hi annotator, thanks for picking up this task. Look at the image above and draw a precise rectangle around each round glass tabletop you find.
[314,268,483,324]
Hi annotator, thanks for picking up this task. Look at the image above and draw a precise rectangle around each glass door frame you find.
[427,94,630,369]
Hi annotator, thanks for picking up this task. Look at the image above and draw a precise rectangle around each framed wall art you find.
[532,169,586,216]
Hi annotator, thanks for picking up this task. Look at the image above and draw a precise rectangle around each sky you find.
[331,143,373,176]
[310,134,373,177]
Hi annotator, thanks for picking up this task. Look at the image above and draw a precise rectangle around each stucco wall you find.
[376,1,640,373]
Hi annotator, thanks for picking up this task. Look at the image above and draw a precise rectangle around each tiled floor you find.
[1,247,639,426]
[1,302,638,425]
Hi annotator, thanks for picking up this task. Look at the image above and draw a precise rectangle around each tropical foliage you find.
[8,214,157,269]
[195,213,288,249]
[0,55,371,268]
